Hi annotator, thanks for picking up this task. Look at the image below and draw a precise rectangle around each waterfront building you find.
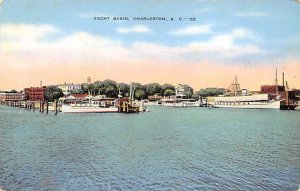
[57,83,82,95]
[260,70,297,109]
[261,85,296,104]
[24,87,45,101]
[148,95,163,102]
[59,93,89,104]
[0,92,24,101]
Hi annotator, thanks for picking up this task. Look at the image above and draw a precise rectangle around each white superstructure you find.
[61,97,118,113]
[208,76,280,109]
[209,94,280,109]
[161,84,200,107]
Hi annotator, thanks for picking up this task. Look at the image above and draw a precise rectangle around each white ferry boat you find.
[208,76,280,109]
[210,94,280,109]
[161,84,200,107]
[61,95,118,113]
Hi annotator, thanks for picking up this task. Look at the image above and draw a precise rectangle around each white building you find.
[57,83,82,95]
[0,92,24,101]
[175,84,185,97]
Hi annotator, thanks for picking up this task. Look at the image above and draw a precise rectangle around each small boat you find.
[161,97,200,107]
[61,96,118,113]
[161,84,200,107]
[208,76,280,109]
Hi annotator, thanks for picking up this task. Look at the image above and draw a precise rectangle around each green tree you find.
[106,84,118,97]
[161,83,175,95]
[82,83,90,94]
[145,83,162,96]
[164,89,175,96]
[117,83,130,97]
[102,79,118,97]
[89,83,95,95]
[93,81,103,95]
[134,88,147,100]
[45,86,64,102]
[199,88,225,97]
[10,89,17,93]
[181,84,194,98]
[131,82,142,89]
[70,89,84,94]
[192,91,200,99]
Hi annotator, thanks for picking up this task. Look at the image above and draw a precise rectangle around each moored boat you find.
[61,96,118,113]
[161,84,200,107]
[209,94,280,109]
[161,98,200,107]
[208,76,280,109]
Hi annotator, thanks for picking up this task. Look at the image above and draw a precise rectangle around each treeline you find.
[77,80,194,100]
[197,88,225,97]
[43,79,226,101]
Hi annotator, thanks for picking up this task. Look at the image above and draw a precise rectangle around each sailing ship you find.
[208,76,280,109]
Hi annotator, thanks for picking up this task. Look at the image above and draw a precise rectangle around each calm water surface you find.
[0,106,299,191]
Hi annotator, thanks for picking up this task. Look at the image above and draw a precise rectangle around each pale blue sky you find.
[1,0,300,64]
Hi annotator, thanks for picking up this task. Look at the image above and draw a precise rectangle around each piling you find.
[46,102,49,115]
[54,100,58,115]
[41,102,44,113]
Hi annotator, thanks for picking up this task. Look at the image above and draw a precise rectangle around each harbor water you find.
[0,106,299,190]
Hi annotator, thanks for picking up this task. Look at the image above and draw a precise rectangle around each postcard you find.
[0,1,299,190]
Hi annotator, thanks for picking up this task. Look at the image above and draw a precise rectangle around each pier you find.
[0,100,60,115]
[117,98,140,113]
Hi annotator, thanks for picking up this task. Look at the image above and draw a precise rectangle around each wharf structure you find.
[0,91,24,107]
[117,97,140,113]
[261,71,297,110]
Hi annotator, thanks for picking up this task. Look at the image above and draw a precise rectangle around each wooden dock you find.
[0,100,60,115]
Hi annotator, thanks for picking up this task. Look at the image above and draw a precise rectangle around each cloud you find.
[0,24,261,64]
[0,24,61,51]
[0,24,60,40]
[235,11,268,17]
[1,24,299,91]
[186,28,261,57]
[169,24,212,35]
[116,25,151,34]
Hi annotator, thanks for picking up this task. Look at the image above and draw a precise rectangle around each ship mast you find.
[274,68,278,85]
[229,75,241,96]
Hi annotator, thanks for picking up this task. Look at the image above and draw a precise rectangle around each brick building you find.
[24,87,45,101]
[0,92,24,101]
[261,85,296,104]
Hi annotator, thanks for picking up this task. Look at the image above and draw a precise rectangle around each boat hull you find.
[209,100,280,109]
[61,105,118,113]
[161,102,200,107]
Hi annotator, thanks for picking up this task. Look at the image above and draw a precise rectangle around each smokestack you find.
[40,81,42,87]
[282,73,285,87]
